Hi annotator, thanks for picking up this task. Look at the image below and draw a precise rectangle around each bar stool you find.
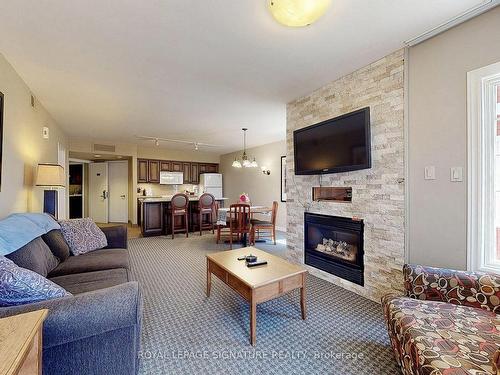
[196,193,216,235]
[169,193,189,239]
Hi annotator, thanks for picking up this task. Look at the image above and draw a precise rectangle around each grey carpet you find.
[128,233,399,375]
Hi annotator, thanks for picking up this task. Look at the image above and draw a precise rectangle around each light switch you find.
[424,166,436,180]
[450,167,463,182]
[42,126,49,139]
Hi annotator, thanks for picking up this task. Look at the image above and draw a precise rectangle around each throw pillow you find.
[59,218,108,256]
[0,256,70,307]
[6,237,60,277]
[42,229,71,261]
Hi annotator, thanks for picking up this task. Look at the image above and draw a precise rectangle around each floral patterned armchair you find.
[382,264,500,375]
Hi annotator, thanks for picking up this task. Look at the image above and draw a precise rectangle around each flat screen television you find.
[293,107,371,175]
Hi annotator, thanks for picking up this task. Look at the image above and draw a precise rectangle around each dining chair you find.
[229,203,251,249]
[195,193,216,235]
[250,201,278,245]
[216,203,250,249]
[169,193,189,239]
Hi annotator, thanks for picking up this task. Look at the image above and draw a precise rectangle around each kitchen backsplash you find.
[137,183,200,196]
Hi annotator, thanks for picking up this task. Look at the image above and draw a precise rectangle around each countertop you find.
[138,196,228,203]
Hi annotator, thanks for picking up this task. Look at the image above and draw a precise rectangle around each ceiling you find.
[69,151,131,163]
[0,0,484,154]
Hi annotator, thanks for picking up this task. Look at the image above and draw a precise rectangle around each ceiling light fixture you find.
[137,136,222,151]
[232,128,258,169]
[269,0,331,27]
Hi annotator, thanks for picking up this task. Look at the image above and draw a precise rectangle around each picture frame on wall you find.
[0,91,3,191]
[281,155,287,202]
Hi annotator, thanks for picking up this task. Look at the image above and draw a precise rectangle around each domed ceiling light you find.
[269,0,331,27]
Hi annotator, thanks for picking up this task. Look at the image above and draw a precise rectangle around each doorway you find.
[88,160,129,224]
[108,161,129,223]
[69,163,84,219]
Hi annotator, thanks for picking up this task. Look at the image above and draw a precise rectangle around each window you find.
[468,61,500,273]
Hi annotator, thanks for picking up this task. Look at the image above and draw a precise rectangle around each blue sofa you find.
[0,224,142,375]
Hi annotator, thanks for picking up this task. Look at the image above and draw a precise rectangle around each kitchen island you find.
[138,196,228,237]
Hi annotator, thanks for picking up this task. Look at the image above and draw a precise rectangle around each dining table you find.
[216,205,273,246]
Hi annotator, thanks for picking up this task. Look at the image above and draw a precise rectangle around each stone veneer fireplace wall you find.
[286,49,406,302]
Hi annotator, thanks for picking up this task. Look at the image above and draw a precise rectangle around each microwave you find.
[159,171,184,185]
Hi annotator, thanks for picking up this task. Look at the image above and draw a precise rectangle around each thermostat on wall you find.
[42,126,49,139]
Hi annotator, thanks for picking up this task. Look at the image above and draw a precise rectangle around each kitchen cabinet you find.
[148,160,160,183]
[160,161,171,171]
[207,164,218,173]
[182,162,191,183]
[141,201,164,236]
[139,198,226,236]
[190,163,199,184]
[199,163,218,174]
[138,159,149,183]
[171,162,182,172]
[137,159,219,184]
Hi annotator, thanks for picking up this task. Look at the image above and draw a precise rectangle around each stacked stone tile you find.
[286,49,406,302]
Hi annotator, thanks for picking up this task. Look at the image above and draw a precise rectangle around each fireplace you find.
[304,213,364,286]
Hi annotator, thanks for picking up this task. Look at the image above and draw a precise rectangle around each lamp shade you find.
[232,159,242,168]
[35,164,65,187]
[269,0,331,27]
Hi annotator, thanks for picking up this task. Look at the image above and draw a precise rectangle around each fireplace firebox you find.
[304,212,364,286]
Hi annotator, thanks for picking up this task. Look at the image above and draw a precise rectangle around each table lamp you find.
[35,163,65,219]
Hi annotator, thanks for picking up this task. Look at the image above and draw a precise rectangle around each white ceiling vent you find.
[93,144,116,153]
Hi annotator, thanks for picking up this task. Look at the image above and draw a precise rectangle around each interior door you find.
[108,161,129,223]
[89,162,109,223]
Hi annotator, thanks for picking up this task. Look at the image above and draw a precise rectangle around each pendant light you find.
[232,128,258,168]
[232,157,242,168]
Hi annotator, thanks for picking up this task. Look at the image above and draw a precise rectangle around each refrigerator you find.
[199,173,223,199]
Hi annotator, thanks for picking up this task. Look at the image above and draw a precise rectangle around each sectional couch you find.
[0,224,142,375]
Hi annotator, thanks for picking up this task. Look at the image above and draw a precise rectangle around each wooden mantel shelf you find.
[312,187,352,202]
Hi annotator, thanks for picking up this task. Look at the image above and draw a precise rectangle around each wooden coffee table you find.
[206,247,307,345]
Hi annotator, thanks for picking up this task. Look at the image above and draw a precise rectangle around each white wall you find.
[408,6,500,269]
[0,53,68,217]
[220,140,287,231]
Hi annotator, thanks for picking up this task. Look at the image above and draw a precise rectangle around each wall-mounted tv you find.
[293,107,371,175]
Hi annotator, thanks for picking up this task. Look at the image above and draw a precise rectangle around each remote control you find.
[237,256,246,261]
[247,260,268,267]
